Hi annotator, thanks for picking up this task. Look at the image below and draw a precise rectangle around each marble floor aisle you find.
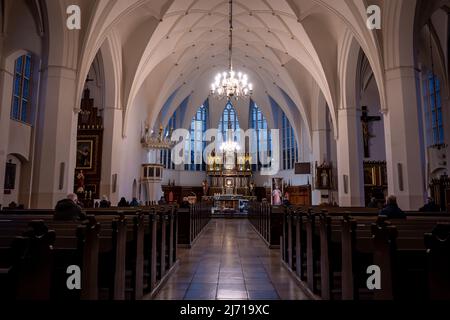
[154,219,310,300]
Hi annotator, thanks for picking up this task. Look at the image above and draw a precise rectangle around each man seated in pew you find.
[158,196,167,205]
[367,197,378,208]
[419,197,440,212]
[379,195,406,219]
[99,195,111,208]
[118,197,129,207]
[8,201,18,209]
[181,197,190,208]
[54,193,87,221]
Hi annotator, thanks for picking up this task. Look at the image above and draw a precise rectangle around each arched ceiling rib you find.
[73,0,397,140]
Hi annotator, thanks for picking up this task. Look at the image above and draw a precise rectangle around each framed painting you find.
[76,140,93,170]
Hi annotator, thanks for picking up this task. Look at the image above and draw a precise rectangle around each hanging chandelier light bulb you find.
[210,0,253,100]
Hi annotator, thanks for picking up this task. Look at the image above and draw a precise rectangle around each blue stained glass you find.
[21,100,27,122]
[11,97,19,119]
[14,76,20,96]
[16,57,23,74]
[25,56,31,78]
[23,79,29,98]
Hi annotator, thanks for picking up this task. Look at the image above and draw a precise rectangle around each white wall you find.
[8,120,32,160]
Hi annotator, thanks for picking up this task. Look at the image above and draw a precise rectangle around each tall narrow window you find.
[11,54,32,124]
[282,112,299,170]
[423,72,444,146]
[185,102,209,171]
[160,111,177,170]
[219,102,240,138]
[249,102,272,171]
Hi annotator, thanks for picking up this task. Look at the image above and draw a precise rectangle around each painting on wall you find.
[76,140,93,170]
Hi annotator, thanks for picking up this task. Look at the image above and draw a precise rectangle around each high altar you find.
[205,151,256,214]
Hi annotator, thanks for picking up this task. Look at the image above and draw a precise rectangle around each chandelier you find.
[220,140,241,153]
[141,123,176,150]
[210,0,253,100]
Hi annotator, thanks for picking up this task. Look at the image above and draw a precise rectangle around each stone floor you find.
[154,219,310,300]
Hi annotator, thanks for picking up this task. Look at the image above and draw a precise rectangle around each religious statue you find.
[360,106,381,158]
[272,185,282,206]
[202,180,209,196]
[249,181,255,196]
[321,170,329,188]
[76,170,85,194]
[315,161,332,190]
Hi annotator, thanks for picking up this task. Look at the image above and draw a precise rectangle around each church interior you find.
[0,0,450,304]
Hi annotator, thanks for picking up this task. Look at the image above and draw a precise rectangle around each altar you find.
[204,194,257,215]
[206,151,256,215]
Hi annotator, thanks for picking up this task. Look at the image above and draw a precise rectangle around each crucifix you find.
[361,106,381,158]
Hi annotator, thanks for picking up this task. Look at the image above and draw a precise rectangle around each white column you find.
[336,108,365,207]
[384,67,426,210]
[30,66,78,208]
[100,106,123,205]
[0,68,13,206]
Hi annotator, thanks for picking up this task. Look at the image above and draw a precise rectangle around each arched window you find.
[185,101,209,171]
[160,111,177,170]
[250,102,272,171]
[11,54,32,124]
[218,102,240,138]
[282,112,298,170]
[423,72,444,146]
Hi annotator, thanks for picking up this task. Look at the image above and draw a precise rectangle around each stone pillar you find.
[30,66,78,208]
[100,106,123,205]
[336,108,365,207]
[383,67,426,210]
[0,67,13,206]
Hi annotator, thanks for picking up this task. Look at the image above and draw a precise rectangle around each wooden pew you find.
[0,205,180,300]
[249,202,284,248]
[177,203,211,248]
[281,205,450,300]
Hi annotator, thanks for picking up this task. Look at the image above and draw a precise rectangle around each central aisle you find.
[154,219,310,300]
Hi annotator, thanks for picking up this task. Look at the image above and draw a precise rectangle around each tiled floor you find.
[154,219,310,300]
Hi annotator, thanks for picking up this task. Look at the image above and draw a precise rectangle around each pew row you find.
[0,206,179,300]
[280,206,450,300]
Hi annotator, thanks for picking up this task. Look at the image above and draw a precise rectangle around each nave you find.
[155,219,309,300]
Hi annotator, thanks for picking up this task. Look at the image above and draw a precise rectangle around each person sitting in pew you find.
[118,197,129,207]
[379,195,406,219]
[367,197,378,208]
[8,201,18,209]
[181,197,190,208]
[158,196,167,205]
[419,197,440,212]
[129,197,139,207]
[99,195,111,208]
[54,193,87,221]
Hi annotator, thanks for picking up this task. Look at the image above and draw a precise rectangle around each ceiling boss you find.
[210,0,253,101]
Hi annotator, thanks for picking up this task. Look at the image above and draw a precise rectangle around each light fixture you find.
[210,0,253,100]
[141,123,176,150]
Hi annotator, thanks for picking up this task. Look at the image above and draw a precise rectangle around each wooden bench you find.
[249,202,283,248]
[280,206,450,300]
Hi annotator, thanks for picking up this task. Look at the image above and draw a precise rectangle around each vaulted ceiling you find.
[35,0,448,141]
